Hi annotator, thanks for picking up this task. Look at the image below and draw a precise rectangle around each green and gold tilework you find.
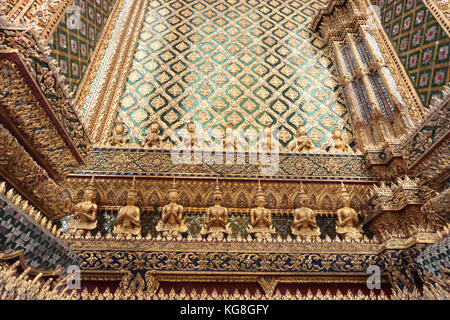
[117,0,352,149]
[373,0,449,106]
[48,0,117,93]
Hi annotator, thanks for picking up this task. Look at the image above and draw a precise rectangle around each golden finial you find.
[213,178,222,196]
[169,178,178,193]
[87,175,96,191]
[298,181,307,201]
[255,180,265,198]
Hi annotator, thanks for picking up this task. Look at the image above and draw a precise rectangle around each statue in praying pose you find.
[295,125,314,152]
[246,181,276,240]
[113,178,141,236]
[329,128,352,153]
[108,123,128,147]
[335,182,363,241]
[156,179,188,237]
[144,122,161,149]
[200,180,232,240]
[68,176,97,236]
[291,183,320,239]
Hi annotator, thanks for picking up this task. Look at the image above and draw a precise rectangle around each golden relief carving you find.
[113,178,141,236]
[68,176,98,236]
[200,180,232,240]
[156,179,188,237]
[295,125,314,152]
[108,123,128,147]
[246,181,276,240]
[291,183,320,240]
[336,182,363,241]
[143,122,161,149]
[330,128,353,153]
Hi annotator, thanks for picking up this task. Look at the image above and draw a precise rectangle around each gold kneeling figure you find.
[113,190,141,236]
[156,181,187,237]
[200,181,232,240]
[335,183,363,241]
[330,128,352,153]
[296,126,314,152]
[246,183,276,240]
[68,183,97,236]
[291,184,320,239]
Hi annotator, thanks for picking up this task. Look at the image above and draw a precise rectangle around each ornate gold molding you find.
[74,0,127,108]
[77,0,148,143]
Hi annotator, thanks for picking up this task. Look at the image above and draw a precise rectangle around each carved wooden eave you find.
[403,86,450,191]
[0,23,91,181]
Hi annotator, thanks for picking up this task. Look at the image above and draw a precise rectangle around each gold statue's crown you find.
[169,178,178,194]
[298,181,308,201]
[86,175,96,192]
[213,178,222,196]
[340,181,350,199]
[255,180,265,198]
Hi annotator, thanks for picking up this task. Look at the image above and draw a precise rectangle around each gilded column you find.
[360,26,414,131]
[345,33,383,119]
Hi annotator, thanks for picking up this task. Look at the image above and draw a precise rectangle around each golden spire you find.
[255,180,265,198]
[169,178,178,193]
[299,181,307,202]
[213,178,222,196]
[129,176,137,196]
[87,175,96,191]
[340,181,350,200]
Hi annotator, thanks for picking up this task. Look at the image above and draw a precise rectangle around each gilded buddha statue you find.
[144,122,161,148]
[246,181,276,239]
[156,179,188,237]
[329,128,352,153]
[295,125,314,152]
[291,182,320,240]
[68,176,97,236]
[335,182,363,241]
[108,123,128,147]
[113,178,141,236]
[200,180,232,240]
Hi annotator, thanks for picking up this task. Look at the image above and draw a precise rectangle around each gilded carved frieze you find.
[62,177,371,212]
[0,25,91,178]
[1,0,72,43]
[0,123,73,217]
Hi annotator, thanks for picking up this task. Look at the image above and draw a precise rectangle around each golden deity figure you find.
[68,176,97,236]
[184,118,200,149]
[156,179,188,237]
[246,181,276,240]
[223,122,237,152]
[335,182,363,241]
[200,180,232,240]
[291,183,320,239]
[144,122,161,149]
[295,125,314,152]
[113,178,141,236]
[108,123,128,147]
[329,128,353,153]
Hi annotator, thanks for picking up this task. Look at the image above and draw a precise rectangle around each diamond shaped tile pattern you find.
[0,194,80,271]
[416,236,450,278]
[375,0,450,106]
[116,0,351,148]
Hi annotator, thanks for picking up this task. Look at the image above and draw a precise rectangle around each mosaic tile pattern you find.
[117,0,352,149]
[0,194,80,271]
[416,236,450,277]
[374,0,450,106]
[48,0,117,93]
